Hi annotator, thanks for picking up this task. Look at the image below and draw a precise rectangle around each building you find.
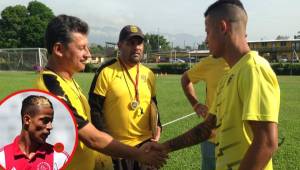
[248,39,300,62]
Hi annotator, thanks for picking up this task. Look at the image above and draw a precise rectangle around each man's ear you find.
[23,114,31,126]
[220,20,230,35]
[117,42,122,49]
[52,42,64,58]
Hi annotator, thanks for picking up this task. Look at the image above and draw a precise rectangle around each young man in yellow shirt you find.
[159,0,280,169]
[181,55,229,170]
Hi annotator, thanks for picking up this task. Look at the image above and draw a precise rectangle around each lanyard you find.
[118,58,140,102]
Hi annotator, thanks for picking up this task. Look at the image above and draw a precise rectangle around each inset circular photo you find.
[0,89,78,170]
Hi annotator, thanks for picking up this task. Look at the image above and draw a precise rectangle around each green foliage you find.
[198,41,208,50]
[157,63,189,74]
[89,44,105,54]
[27,1,54,20]
[144,33,171,52]
[0,1,54,48]
[84,63,98,73]
[0,5,27,48]
[20,16,47,47]
[271,63,300,75]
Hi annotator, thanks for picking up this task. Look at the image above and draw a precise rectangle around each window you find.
[261,42,267,47]
[280,41,286,47]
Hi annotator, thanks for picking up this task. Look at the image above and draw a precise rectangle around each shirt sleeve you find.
[88,67,111,131]
[148,70,156,97]
[88,92,107,131]
[93,69,110,96]
[186,58,207,83]
[152,96,162,128]
[42,74,89,129]
[239,65,280,123]
[148,70,161,128]
[208,87,218,116]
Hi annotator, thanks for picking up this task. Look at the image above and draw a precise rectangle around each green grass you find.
[0,71,299,170]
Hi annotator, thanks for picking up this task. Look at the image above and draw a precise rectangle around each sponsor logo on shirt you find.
[37,162,51,170]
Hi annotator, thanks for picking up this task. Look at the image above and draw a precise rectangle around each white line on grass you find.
[162,112,196,127]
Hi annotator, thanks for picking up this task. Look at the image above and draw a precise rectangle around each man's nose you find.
[84,46,91,59]
[46,122,53,130]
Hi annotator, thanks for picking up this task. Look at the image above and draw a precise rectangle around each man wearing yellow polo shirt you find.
[160,0,280,170]
[36,15,167,170]
[181,55,229,170]
[89,25,162,170]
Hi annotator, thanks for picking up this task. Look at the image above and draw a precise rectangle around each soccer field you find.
[0,71,299,170]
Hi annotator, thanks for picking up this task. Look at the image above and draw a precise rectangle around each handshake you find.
[136,141,170,169]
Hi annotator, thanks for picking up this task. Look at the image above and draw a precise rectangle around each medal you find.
[130,100,139,110]
[119,58,141,112]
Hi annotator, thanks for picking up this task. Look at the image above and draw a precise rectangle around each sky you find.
[0,0,299,47]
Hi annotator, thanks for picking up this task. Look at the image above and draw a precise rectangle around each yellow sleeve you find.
[239,66,280,123]
[148,70,156,97]
[93,68,110,96]
[186,57,208,83]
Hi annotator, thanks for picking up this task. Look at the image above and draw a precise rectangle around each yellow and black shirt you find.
[36,70,97,170]
[89,58,161,146]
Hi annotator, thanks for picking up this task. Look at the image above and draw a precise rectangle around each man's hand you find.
[138,142,168,168]
[193,103,208,118]
[181,72,207,118]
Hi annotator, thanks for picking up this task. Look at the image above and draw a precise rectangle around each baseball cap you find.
[118,25,144,42]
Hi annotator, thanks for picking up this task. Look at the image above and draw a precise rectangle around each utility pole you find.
[157,28,160,52]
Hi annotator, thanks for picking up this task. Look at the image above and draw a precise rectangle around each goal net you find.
[0,48,48,71]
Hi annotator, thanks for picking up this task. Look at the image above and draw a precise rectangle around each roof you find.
[248,39,300,43]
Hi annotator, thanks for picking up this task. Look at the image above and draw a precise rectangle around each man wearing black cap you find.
[89,25,162,169]
[37,15,167,170]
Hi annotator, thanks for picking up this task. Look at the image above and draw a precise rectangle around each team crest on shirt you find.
[37,162,51,170]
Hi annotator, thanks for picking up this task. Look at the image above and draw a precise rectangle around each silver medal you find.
[130,100,139,110]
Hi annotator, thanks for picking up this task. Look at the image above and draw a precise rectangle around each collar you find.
[228,51,257,74]
[12,136,52,160]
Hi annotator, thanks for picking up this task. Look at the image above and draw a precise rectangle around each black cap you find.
[118,25,144,42]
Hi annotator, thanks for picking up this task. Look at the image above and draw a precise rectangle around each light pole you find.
[146,39,150,63]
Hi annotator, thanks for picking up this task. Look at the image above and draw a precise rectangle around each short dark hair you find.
[21,95,53,123]
[204,0,246,17]
[45,14,89,54]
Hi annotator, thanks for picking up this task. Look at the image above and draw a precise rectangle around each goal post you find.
[0,48,48,71]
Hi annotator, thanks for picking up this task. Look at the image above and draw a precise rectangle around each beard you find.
[128,53,143,64]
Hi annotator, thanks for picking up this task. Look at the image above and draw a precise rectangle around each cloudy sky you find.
[0,0,299,47]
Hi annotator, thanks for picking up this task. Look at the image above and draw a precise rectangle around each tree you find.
[27,1,53,21]
[0,1,54,48]
[198,41,208,50]
[174,46,183,51]
[185,46,192,51]
[20,16,47,47]
[21,1,54,47]
[89,43,105,54]
[275,35,289,40]
[0,5,27,48]
[144,33,171,52]
[294,31,300,39]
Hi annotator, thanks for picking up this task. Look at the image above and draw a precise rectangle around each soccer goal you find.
[0,48,48,71]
